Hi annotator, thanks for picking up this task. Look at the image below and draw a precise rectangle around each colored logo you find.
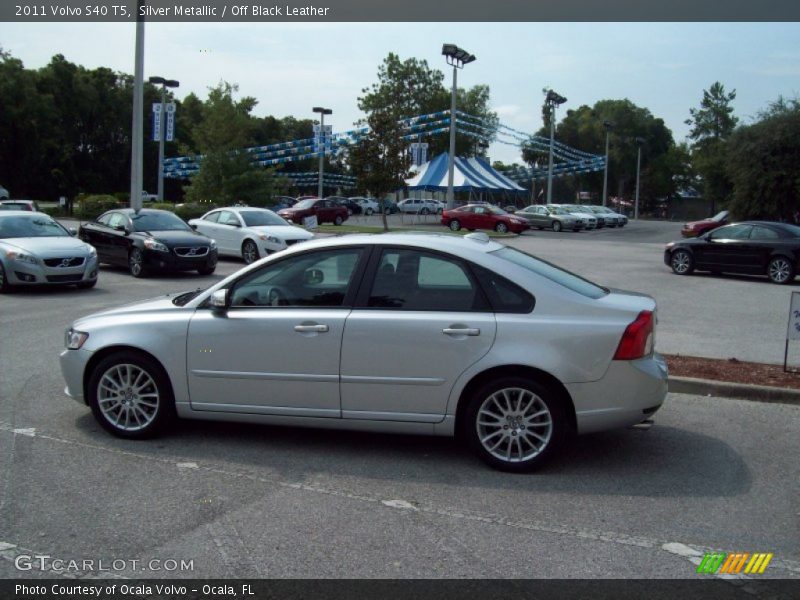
[697,552,773,575]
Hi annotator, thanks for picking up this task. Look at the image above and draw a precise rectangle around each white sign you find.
[152,103,162,141]
[410,142,428,166]
[303,215,318,230]
[165,103,176,141]
[787,292,800,340]
[313,124,332,153]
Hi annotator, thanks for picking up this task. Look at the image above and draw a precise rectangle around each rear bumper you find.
[566,353,668,434]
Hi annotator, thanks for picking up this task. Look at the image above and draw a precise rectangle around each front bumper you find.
[60,347,94,405]
[144,248,218,272]
[566,353,668,434]
[5,255,98,286]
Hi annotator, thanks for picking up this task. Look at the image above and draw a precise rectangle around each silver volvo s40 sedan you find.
[60,233,667,471]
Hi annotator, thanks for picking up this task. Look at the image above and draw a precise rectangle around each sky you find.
[2,21,800,164]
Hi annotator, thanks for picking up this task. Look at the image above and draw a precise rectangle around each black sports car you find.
[664,221,800,284]
[80,208,218,278]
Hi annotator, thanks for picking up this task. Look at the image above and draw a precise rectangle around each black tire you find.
[463,376,566,472]
[767,256,795,284]
[365,208,374,216]
[670,249,695,275]
[449,220,461,231]
[0,262,14,293]
[334,215,344,226]
[552,221,563,232]
[495,222,509,234]
[198,254,218,276]
[242,239,260,265]
[87,351,174,439]
[128,247,147,278]
[421,207,430,215]
[76,279,97,289]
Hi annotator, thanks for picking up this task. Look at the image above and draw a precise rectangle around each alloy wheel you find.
[96,363,160,432]
[768,257,792,284]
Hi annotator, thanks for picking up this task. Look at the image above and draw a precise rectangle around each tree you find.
[348,108,411,231]
[726,102,800,220]
[686,82,738,213]
[357,53,498,159]
[183,82,277,205]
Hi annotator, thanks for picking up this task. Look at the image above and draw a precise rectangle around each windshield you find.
[132,212,191,232]
[0,215,69,238]
[550,208,569,215]
[492,246,608,299]
[712,211,729,222]
[240,210,289,227]
[293,199,315,210]
[486,206,508,215]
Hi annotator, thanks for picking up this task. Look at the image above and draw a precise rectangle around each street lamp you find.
[601,120,615,207]
[634,137,645,220]
[129,0,145,212]
[544,89,567,205]
[312,106,332,200]
[442,43,476,210]
[148,76,180,202]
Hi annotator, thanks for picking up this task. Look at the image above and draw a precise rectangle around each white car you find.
[0,210,98,292]
[350,197,380,216]
[189,207,313,264]
[397,198,442,215]
[551,205,598,230]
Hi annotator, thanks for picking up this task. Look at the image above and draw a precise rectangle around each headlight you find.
[6,250,39,265]
[65,328,89,350]
[87,245,97,256]
[143,238,169,252]
[259,235,280,244]
[209,239,217,248]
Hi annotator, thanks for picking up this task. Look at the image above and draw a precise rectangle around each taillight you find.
[613,310,654,360]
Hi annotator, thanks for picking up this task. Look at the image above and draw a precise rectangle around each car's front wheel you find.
[88,351,174,439]
[552,221,562,232]
[767,256,795,284]
[495,222,509,233]
[242,239,259,264]
[670,249,695,275]
[464,377,566,472]
[128,248,146,278]
[449,220,461,231]
[334,215,344,226]
[421,207,430,215]
[0,262,15,293]
[365,208,374,216]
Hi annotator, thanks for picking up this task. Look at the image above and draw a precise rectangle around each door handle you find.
[443,327,480,336]
[294,324,329,333]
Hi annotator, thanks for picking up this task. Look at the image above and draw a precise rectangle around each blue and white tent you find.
[406,153,526,193]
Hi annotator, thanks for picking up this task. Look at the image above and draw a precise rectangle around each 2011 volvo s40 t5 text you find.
[60,233,667,471]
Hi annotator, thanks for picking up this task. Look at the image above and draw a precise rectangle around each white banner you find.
[152,103,162,141]
[787,292,800,341]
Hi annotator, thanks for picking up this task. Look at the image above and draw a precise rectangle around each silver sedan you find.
[1,211,98,292]
[60,233,667,471]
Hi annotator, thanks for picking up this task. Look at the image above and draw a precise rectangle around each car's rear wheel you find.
[449,220,461,231]
[128,248,146,278]
[421,207,430,215]
[552,221,562,232]
[464,377,566,472]
[334,215,344,226]
[495,222,509,233]
[767,256,795,284]
[670,249,694,275]
[88,351,174,439]
[242,239,259,264]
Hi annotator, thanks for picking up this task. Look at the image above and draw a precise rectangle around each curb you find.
[668,376,800,406]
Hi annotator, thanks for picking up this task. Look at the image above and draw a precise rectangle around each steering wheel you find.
[266,286,287,306]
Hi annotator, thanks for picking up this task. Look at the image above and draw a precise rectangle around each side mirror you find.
[303,268,324,285]
[69,227,78,236]
[190,223,198,230]
[209,289,229,309]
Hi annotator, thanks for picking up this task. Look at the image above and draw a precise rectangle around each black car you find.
[80,208,218,278]
[664,221,800,284]
[327,196,363,215]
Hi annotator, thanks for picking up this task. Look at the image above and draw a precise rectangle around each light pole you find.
[634,137,645,220]
[544,89,566,205]
[442,44,476,210]
[148,76,179,202]
[601,120,614,207]
[312,107,332,200]
[129,0,145,212]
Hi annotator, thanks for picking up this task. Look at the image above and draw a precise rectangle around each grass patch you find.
[314,224,516,238]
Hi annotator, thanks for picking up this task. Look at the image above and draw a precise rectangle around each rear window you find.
[492,246,608,299]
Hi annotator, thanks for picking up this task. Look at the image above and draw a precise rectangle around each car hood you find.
[247,225,313,240]
[570,212,596,219]
[1,236,93,256]
[136,230,212,245]
[684,217,720,227]
[73,294,184,326]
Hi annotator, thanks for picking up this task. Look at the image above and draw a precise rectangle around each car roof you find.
[281,231,504,256]
[213,206,274,213]
[0,209,44,217]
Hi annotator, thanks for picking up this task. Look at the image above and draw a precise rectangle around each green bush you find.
[42,206,67,218]
[175,202,216,220]
[74,194,123,220]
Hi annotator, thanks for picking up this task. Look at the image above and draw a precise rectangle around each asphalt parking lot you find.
[1,220,798,581]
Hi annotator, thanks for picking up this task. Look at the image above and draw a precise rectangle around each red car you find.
[278,197,349,226]
[441,204,530,234]
[681,210,729,238]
